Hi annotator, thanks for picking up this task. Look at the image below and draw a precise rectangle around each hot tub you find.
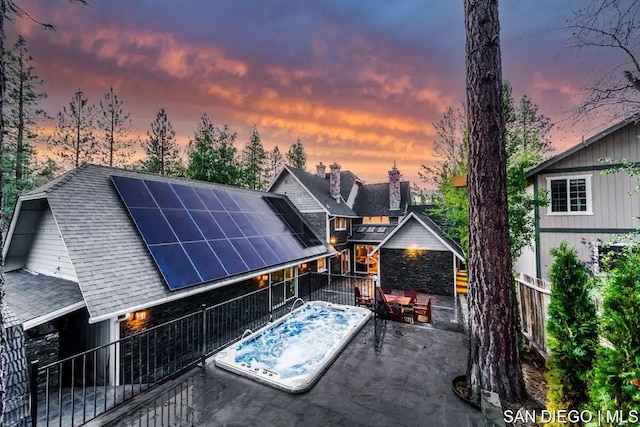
[214,301,372,393]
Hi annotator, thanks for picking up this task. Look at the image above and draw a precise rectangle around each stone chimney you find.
[316,161,326,178]
[389,162,401,211]
[329,162,341,202]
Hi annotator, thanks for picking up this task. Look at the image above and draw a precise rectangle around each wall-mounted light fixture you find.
[330,236,337,245]
[133,310,149,321]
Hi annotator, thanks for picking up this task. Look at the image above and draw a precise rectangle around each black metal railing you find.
[31,271,376,426]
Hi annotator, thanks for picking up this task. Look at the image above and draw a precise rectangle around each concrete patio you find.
[93,316,484,427]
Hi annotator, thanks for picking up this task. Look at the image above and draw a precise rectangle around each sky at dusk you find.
[7,0,625,187]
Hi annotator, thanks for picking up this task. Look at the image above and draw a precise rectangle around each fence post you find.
[201,304,207,367]
[30,360,39,427]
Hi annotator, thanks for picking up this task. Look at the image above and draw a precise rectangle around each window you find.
[355,245,378,273]
[317,257,327,272]
[270,267,296,308]
[546,175,592,215]
[335,217,347,230]
[363,216,390,224]
[356,226,366,233]
[375,227,386,233]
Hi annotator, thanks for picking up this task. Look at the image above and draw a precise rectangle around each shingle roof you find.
[17,164,330,321]
[4,270,84,326]
[339,171,358,201]
[348,224,395,243]
[286,167,357,217]
[352,181,411,217]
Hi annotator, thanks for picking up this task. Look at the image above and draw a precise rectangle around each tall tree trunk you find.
[16,41,24,183]
[464,0,525,403]
[0,0,7,422]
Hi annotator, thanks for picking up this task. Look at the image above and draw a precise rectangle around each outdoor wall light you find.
[330,236,337,245]
[134,310,148,321]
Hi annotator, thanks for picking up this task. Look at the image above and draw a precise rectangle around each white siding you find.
[514,245,537,278]
[26,208,77,281]
[383,217,448,251]
[346,181,359,208]
[270,171,324,212]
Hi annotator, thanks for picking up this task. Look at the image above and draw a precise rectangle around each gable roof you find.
[352,181,411,217]
[8,164,332,323]
[339,170,359,201]
[286,167,358,217]
[369,211,464,261]
[526,114,640,178]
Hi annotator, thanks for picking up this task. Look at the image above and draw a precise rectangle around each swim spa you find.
[214,301,372,393]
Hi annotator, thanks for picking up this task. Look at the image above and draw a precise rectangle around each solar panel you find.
[111,175,327,291]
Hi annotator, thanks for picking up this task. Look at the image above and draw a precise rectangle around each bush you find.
[590,245,640,420]
[546,242,599,416]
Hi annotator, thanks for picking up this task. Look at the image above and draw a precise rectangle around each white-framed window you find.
[335,217,347,230]
[317,257,327,272]
[546,175,593,215]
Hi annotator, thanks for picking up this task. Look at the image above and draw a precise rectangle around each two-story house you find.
[514,115,640,280]
[269,163,465,296]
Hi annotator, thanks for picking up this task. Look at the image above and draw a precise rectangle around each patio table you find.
[384,295,412,306]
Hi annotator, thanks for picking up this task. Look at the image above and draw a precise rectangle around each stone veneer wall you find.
[3,306,31,427]
[380,248,454,296]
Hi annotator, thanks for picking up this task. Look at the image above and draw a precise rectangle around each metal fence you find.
[514,272,551,358]
[30,271,375,426]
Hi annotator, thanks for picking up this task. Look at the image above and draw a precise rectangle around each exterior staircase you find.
[456,270,468,294]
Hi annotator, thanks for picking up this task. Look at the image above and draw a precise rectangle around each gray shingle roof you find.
[4,270,84,325]
[19,164,329,321]
[348,224,395,243]
[287,167,357,217]
[352,181,411,217]
[339,171,358,201]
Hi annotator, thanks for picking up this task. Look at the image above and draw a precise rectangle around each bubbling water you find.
[234,305,363,378]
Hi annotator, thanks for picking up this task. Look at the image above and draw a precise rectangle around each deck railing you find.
[30,271,372,426]
[514,272,551,357]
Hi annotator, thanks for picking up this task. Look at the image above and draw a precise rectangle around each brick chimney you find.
[389,162,401,211]
[329,162,341,202]
[316,161,326,178]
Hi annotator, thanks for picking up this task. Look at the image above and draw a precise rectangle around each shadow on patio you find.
[94,317,483,427]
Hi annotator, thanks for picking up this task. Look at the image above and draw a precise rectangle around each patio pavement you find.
[94,315,483,427]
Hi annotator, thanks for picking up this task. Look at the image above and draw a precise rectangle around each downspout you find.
[534,176,542,279]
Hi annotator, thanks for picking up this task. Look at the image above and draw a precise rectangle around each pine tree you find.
[264,145,285,185]
[590,245,640,420]
[2,35,47,221]
[464,0,525,403]
[546,242,598,418]
[142,107,182,175]
[240,126,267,190]
[208,123,241,185]
[286,137,307,170]
[97,86,134,167]
[186,113,216,181]
[51,90,96,169]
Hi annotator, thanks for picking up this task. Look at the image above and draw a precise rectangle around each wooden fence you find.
[514,272,551,358]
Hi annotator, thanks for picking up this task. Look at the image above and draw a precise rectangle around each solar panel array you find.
[111,175,325,291]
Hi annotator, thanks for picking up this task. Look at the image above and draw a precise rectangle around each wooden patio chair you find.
[412,298,432,323]
[354,286,373,308]
[381,283,393,295]
[403,289,418,305]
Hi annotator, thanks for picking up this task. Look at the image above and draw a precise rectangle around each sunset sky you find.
[7,0,625,187]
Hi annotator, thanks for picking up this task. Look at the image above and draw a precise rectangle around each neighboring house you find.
[2,164,332,386]
[269,162,466,296]
[514,116,640,280]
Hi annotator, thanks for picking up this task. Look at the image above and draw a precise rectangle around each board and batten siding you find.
[271,171,324,212]
[537,121,640,231]
[382,217,448,251]
[25,207,78,281]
